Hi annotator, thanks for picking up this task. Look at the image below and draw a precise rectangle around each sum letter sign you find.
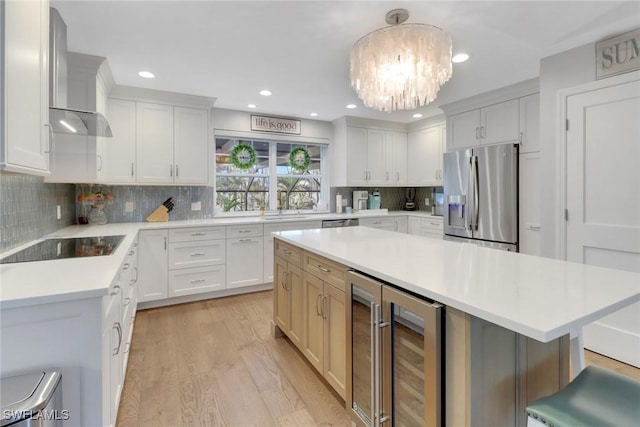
[596,29,640,79]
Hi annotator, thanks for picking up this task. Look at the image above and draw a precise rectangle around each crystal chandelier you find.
[350,9,452,112]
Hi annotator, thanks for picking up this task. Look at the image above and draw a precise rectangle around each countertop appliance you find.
[346,271,443,427]
[367,189,381,210]
[1,370,63,426]
[404,188,417,211]
[443,143,518,251]
[322,219,360,228]
[352,191,368,211]
[0,235,126,264]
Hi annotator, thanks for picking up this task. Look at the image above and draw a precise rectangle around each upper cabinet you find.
[105,87,213,185]
[333,118,407,187]
[441,79,539,152]
[407,122,445,186]
[1,0,50,175]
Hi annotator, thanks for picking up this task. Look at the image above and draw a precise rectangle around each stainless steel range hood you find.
[49,8,112,137]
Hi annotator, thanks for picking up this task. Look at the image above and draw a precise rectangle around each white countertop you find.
[0,211,441,309]
[273,227,640,343]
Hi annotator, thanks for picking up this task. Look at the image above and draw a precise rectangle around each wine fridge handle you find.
[374,303,381,427]
[370,301,376,427]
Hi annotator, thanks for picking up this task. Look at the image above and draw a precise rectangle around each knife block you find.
[146,205,169,222]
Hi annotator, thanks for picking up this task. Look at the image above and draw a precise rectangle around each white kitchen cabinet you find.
[519,93,540,153]
[393,216,408,233]
[407,216,443,239]
[446,99,520,151]
[106,98,137,183]
[408,217,422,235]
[137,229,168,302]
[226,236,264,289]
[136,102,174,183]
[408,123,445,186]
[519,152,541,255]
[45,53,114,183]
[107,94,211,185]
[1,0,50,175]
[359,216,396,231]
[169,265,225,297]
[344,126,407,186]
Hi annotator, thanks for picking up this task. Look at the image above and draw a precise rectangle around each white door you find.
[566,78,640,367]
[136,102,174,183]
[173,106,209,184]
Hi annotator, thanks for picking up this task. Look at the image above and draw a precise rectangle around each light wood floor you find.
[117,290,640,427]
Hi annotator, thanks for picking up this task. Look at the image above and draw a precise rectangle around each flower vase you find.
[78,202,89,225]
[88,205,107,225]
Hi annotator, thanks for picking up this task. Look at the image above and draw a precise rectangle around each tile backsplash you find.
[0,174,75,252]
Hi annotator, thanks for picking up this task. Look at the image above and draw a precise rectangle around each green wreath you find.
[289,147,311,173]
[230,143,257,170]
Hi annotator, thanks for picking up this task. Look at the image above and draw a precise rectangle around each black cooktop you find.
[0,235,126,264]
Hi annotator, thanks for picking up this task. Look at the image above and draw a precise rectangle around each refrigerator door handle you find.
[466,155,473,230]
[472,155,480,231]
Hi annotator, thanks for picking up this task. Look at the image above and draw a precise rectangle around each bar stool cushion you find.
[526,365,640,427]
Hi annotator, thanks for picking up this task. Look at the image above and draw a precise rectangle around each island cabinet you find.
[273,240,305,350]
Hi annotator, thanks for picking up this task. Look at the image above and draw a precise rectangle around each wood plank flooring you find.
[117,290,640,427]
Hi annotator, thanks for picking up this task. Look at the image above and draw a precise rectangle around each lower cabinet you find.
[408,216,444,239]
[274,248,304,350]
[227,236,263,289]
[137,229,169,302]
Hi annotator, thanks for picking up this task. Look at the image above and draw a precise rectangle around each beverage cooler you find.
[346,271,443,427]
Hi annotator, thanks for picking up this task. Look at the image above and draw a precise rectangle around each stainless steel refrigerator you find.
[443,144,518,251]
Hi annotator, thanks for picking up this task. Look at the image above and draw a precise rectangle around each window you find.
[215,137,327,214]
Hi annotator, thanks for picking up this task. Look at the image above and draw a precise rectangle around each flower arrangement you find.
[77,189,114,207]
[77,186,114,224]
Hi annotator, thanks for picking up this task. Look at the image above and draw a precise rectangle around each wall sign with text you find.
[251,115,301,135]
[596,29,639,80]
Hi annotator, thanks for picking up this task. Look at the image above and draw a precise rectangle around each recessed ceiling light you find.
[138,71,155,79]
[452,53,469,63]
[413,113,423,118]
[310,112,318,117]
[346,104,357,109]
[259,89,272,96]
[248,104,257,109]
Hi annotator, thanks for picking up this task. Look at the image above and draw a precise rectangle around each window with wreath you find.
[215,137,327,213]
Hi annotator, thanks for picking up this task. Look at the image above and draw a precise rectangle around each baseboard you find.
[138,283,273,310]
[583,321,640,368]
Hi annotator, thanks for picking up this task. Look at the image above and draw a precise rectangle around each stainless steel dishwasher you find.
[1,370,64,426]
[322,218,360,228]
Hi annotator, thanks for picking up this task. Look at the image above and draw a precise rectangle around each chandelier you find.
[350,9,452,112]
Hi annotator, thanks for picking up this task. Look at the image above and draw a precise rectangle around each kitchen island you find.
[272,226,640,426]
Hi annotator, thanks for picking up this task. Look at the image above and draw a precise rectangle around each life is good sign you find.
[251,115,301,135]
[596,28,639,79]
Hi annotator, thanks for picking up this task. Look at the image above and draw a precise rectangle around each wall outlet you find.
[425,198,430,206]
[56,205,61,220]
[125,202,134,213]
[191,201,202,211]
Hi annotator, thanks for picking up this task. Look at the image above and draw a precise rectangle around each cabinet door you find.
[408,125,444,186]
[263,235,274,283]
[136,102,174,183]
[519,94,540,153]
[323,282,346,399]
[137,230,168,302]
[2,0,50,174]
[274,256,289,332]
[519,152,541,255]
[174,106,209,184]
[366,129,386,184]
[226,237,264,289]
[168,239,225,270]
[346,127,368,185]
[385,131,407,185]
[106,99,137,183]
[288,264,305,351]
[95,79,107,181]
[408,217,422,235]
[393,216,408,233]
[303,272,324,372]
[168,265,225,297]
[447,109,480,151]
[481,99,519,145]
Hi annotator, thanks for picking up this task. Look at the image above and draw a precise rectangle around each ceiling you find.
[51,1,639,124]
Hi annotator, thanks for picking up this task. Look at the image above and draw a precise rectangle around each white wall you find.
[539,43,595,259]
[211,108,333,142]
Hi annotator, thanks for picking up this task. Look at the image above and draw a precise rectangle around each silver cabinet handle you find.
[190,279,206,284]
[191,232,206,236]
[528,225,541,230]
[111,285,121,296]
[283,271,289,290]
[322,296,327,319]
[481,126,486,138]
[475,127,479,139]
[238,230,252,234]
[122,263,130,270]
[170,164,173,177]
[131,266,138,285]
[164,237,167,250]
[123,297,131,306]
[282,249,292,255]
[128,250,135,256]
[364,170,367,181]
[96,154,103,172]
[396,171,399,182]
[238,238,252,243]
[176,164,179,177]
[131,163,134,177]
[385,171,389,181]
[519,132,523,144]
[190,252,206,257]
[316,293,323,316]
[430,222,441,226]
[113,322,122,356]
[317,265,330,273]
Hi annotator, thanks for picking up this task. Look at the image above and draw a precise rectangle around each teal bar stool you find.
[526,366,640,427]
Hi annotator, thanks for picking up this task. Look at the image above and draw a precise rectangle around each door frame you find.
[556,70,640,259]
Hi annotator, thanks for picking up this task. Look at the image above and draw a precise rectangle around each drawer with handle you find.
[274,239,302,266]
[303,251,346,290]
[169,265,226,297]
[421,218,443,232]
[169,226,225,242]
[168,240,225,270]
[226,224,263,238]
